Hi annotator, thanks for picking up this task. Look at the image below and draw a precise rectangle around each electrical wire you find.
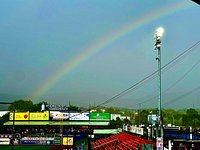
[54,40,200,120]
[127,57,200,109]
[162,86,200,108]
[94,41,200,108]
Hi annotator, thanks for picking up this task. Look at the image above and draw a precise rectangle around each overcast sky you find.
[0,0,200,109]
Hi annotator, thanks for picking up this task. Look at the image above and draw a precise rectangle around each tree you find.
[106,107,121,114]
[139,109,149,126]
[110,117,123,129]
[0,113,9,132]
[163,109,176,125]
[68,105,80,112]
[183,108,200,128]
[0,113,9,124]
[31,101,48,112]
[8,100,34,112]
[123,117,131,125]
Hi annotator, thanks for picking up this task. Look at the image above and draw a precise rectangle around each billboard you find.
[123,125,144,135]
[50,111,69,120]
[69,113,89,120]
[62,137,73,146]
[0,138,10,145]
[89,112,110,121]
[148,114,157,126]
[156,137,163,149]
[9,112,29,120]
[129,126,144,135]
[30,112,49,120]
[21,137,54,145]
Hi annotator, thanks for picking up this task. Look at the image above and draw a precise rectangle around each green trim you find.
[4,121,110,126]
[93,129,122,134]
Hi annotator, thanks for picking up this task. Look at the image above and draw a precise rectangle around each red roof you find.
[92,132,155,150]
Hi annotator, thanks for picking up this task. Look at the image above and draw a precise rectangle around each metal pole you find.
[158,45,163,150]
[157,46,161,122]
[12,108,15,150]
[155,27,164,150]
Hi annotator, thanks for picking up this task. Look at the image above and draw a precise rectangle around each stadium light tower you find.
[154,27,164,150]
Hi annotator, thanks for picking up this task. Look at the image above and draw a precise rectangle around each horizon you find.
[0,1,200,109]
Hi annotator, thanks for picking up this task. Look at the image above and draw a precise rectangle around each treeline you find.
[0,99,200,128]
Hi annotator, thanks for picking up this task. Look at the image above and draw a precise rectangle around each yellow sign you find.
[30,112,49,120]
[62,137,73,145]
[9,112,29,120]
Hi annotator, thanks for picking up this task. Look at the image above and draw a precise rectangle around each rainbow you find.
[32,1,192,99]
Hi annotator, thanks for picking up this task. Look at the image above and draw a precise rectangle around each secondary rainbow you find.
[32,1,192,99]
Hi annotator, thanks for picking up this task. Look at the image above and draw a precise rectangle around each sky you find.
[0,0,200,109]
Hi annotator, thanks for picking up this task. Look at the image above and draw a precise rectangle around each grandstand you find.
[1,110,158,150]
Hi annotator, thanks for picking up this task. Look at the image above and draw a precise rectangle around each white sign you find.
[130,126,144,135]
[0,138,10,145]
[69,113,89,120]
[123,125,144,135]
[50,111,90,120]
[46,104,68,111]
[156,137,163,149]
[50,111,69,120]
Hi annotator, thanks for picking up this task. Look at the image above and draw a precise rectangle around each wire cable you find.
[52,40,200,120]
[162,86,200,108]
[127,57,200,109]
[94,41,200,108]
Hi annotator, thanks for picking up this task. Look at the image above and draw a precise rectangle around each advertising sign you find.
[46,104,68,111]
[54,137,61,145]
[0,138,10,145]
[62,137,73,146]
[148,114,157,126]
[123,125,144,135]
[89,112,110,121]
[10,112,29,120]
[156,137,163,150]
[30,112,49,120]
[130,126,144,135]
[69,113,89,120]
[21,137,54,145]
[50,111,69,120]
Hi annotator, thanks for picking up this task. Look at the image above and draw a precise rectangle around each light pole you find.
[154,27,164,150]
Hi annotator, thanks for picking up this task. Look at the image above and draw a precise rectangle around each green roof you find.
[4,121,110,126]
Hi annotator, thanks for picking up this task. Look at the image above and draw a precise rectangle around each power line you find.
[93,41,200,108]
[127,57,200,109]
[57,41,200,119]
[162,86,200,108]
